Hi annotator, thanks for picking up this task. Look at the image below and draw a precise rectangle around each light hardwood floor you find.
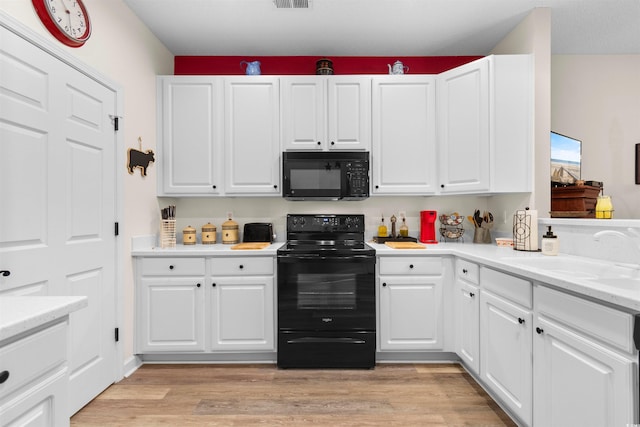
[71,364,517,426]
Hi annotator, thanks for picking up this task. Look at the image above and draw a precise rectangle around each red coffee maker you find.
[419,210,438,244]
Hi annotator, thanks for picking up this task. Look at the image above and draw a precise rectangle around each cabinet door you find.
[378,275,443,350]
[281,77,325,150]
[224,77,280,195]
[371,76,437,194]
[533,317,636,427]
[480,290,532,426]
[437,58,490,193]
[327,76,371,150]
[209,276,275,351]
[158,77,223,195]
[455,279,480,375]
[138,278,205,352]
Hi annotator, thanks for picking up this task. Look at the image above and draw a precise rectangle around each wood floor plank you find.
[71,364,517,427]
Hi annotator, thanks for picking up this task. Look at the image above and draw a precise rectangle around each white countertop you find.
[370,241,640,313]
[0,296,88,342]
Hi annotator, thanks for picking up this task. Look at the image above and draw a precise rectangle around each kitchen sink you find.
[502,255,640,281]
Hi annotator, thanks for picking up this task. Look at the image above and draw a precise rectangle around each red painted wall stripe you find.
[174,56,483,75]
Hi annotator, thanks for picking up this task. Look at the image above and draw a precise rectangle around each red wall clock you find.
[32,0,91,47]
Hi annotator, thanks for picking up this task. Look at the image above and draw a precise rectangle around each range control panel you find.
[286,214,365,233]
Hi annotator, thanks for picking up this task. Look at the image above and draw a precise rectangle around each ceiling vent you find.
[273,0,311,9]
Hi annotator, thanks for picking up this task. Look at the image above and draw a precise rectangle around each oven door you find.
[277,254,375,331]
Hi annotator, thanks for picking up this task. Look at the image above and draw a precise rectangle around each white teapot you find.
[388,60,409,75]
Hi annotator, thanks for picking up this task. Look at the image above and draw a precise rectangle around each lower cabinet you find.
[378,256,444,351]
[0,320,70,427]
[533,285,636,426]
[209,276,274,351]
[454,259,480,375]
[480,267,533,426]
[135,256,276,354]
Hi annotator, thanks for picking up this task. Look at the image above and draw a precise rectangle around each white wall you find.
[551,55,640,219]
[0,0,173,365]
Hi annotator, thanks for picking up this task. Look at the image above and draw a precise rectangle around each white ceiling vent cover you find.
[273,0,311,9]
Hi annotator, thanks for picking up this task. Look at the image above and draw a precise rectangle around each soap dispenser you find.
[541,226,559,256]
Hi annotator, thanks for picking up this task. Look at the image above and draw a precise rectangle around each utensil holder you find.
[473,227,492,244]
[160,220,176,248]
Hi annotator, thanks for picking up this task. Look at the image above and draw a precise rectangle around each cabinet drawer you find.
[457,259,479,284]
[140,257,205,276]
[212,257,274,276]
[379,257,442,275]
[536,285,633,354]
[0,321,66,400]
[481,267,532,309]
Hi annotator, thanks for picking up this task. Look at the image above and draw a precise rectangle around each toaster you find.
[243,223,274,243]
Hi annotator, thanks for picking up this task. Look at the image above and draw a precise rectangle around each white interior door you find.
[0,23,117,415]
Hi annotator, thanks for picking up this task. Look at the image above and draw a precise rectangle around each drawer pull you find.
[382,282,387,287]
[0,270,10,277]
[518,318,525,324]
[462,268,468,274]
[239,265,244,269]
[536,327,544,334]
[469,292,475,298]
[169,265,174,270]
[196,283,201,288]
[409,264,414,269]
[0,370,9,384]
[212,283,216,287]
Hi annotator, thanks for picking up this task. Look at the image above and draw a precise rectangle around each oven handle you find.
[278,255,374,262]
[286,337,367,345]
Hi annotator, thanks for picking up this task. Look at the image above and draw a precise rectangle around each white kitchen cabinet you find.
[371,76,438,194]
[209,256,275,351]
[0,321,69,427]
[480,267,532,426]
[224,77,281,195]
[437,55,532,194]
[136,258,206,353]
[157,76,224,195]
[533,285,636,427]
[281,76,371,151]
[378,256,443,350]
[454,259,480,375]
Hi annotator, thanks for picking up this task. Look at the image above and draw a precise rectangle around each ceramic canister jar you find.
[183,225,197,245]
[201,222,217,244]
[221,217,239,244]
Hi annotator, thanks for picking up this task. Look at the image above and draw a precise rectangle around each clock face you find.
[32,0,91,47]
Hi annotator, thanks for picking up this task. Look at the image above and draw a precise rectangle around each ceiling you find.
[123,0,640,56]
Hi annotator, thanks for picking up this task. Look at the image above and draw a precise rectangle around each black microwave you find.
[282,151,370,201]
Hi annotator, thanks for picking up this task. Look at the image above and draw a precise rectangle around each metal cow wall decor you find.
[128,137,155,177]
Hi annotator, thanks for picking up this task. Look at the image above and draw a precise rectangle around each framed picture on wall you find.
[636,143,640,184]
[551,131,582,184]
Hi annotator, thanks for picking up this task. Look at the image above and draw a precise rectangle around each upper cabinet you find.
[157,76,224,195]
[437,55,533,194]
[281,76,371,151]
[224,77,280,195]
[156,55,532,197]
[371,76,438,195]
[157,76,280,197]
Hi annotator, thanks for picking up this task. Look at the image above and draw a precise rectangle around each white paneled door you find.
[0,23,117,415]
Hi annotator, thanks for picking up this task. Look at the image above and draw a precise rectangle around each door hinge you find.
[109,114,121,131]
[115,327,119,342]
[115,222,119,236]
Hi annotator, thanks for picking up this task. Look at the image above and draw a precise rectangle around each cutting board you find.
[230,242,270,250]
[385,241,426,249]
